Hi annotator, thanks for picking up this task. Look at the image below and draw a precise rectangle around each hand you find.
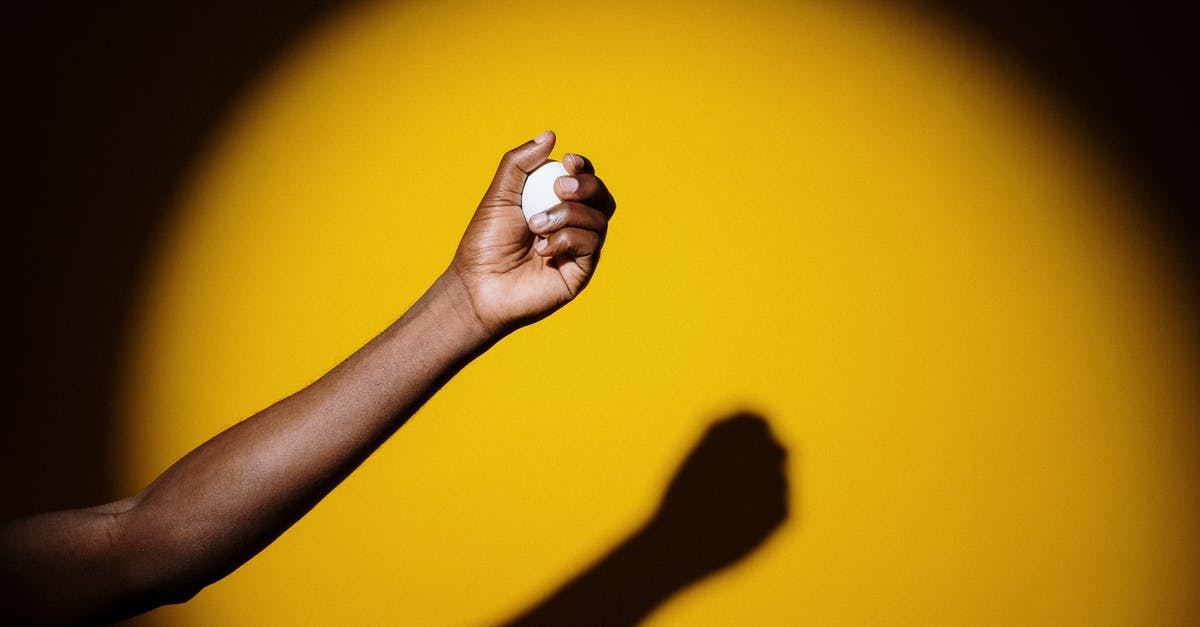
[448,130,616,337]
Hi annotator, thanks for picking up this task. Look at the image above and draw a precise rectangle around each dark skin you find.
[0,130,615,626]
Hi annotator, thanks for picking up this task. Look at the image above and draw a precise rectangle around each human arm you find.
[0,130,614,625]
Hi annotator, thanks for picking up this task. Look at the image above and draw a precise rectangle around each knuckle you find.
[557,202,584,222]
[572,230,601,254]
[552,231,576,252]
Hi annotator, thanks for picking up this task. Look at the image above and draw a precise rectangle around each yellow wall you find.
[120,0,1200,624]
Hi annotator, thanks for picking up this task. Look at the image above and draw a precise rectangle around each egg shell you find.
[521,160,568,220]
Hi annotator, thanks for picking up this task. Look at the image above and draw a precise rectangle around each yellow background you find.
[120,0,1199,624]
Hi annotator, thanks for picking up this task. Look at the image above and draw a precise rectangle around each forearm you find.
[122,271,496,593]
[2,270,496,624]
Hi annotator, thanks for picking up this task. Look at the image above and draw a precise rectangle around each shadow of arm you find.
[503,412,791,627]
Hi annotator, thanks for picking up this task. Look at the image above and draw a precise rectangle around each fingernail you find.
[530,212,550,229]
[535,237,549,251]
[557,177,579,194]
[533,129,553,144]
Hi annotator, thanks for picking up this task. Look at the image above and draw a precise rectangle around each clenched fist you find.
[448,130,616,336]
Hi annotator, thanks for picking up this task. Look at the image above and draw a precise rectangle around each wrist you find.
[430,269,504,348]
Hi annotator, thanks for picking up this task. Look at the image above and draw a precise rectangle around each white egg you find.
[521,160,568,220]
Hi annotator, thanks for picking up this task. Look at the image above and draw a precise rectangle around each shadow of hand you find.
[503,411,790,627]
[643,412,789,575]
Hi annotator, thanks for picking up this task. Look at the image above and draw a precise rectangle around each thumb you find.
[485,130,556,199]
